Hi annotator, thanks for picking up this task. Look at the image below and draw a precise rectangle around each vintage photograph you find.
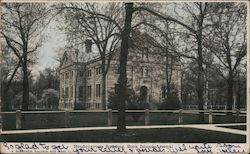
[0,0,248,149]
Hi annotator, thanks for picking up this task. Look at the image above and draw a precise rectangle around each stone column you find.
[145,109,150,125]
[16,110,21,129]
[178,109,183,124]
[208,110,213,124]
[108,109,112,126]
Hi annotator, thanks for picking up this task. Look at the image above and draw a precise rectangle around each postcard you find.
[0,0,249,153]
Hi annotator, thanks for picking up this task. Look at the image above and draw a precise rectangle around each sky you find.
[31,20,67,78]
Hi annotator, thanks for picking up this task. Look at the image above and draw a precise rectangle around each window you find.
[70,86,73,98]
[78,86,83,98]
[86,103,90,109]
[115,84,119,94]
[79,71,84,77]
[141,66,149,77]
[65,72,69,79]
[61,88,64,98]
[96,84,101,97]
[85,39,92,53]
[96,103,100,109]
[144,67,148,77]
[87,69,92,77]
[65,87,69,98]
[87,86,92,98]
[95,67,101,75]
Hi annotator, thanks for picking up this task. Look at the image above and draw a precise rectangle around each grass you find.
[219,125,246,131]
[2,128,245,143]
[2,112,246,130]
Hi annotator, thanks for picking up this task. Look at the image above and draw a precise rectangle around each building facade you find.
[58,47,181,110]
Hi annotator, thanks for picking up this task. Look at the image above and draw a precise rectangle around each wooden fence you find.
[0,109,246,130]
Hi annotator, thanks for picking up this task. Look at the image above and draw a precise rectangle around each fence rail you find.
[182,105,246,110]
[0,109,246,130]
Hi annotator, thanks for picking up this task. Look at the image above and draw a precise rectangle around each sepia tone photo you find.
[0,1,248,153]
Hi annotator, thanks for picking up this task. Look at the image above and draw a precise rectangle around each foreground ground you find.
[2,112,246,130]
[2,127,246,143]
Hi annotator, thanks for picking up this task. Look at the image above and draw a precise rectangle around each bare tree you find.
[116,3,134,132]
[134,3,211,121]
[204,3,247,111]
[1,3,50,111]
[131,21,181,104]
[59,3,123,110]
[100,2,245,130]
[114,2,210,129]
[1,44,22,111]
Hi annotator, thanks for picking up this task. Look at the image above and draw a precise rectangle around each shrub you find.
[108,88,150,121]
[107,91,120,110]
[74,103,86,110]
[42,89,59,110]
[158,93,181,110]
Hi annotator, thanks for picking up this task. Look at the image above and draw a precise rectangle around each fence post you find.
[235,109,240,123]
[209,109,213,124]
[145,109,150,125]
[16,110,21,129]
[178,109,183,124]
[65,109,69,128]
[108,109,112,126]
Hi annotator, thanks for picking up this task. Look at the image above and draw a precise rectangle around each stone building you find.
[58,46,181,110]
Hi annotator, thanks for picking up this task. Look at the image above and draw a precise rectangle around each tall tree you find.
[59,3,122,110]
[117,3,134,132]
[105,2,246,130]
[1,43,22,111]
[33,68,59,100]
[115,2,210,129]
[134,2,210,121]
[1,3,50,111]
[204,3,247,111]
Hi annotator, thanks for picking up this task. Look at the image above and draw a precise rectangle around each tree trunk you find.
[74,69,78,109]
[197,71,204,122]
[197,29,204,122]
[117,3,133,133]
[22,52,29,111]
[227,76,234,112]
[101,72,106,110]
[165,51,170,101]
[236,74,241,109]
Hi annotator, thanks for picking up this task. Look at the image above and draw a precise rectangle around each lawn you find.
[219,125,246,130]
[2,128,246,143]
[2,112,246,130]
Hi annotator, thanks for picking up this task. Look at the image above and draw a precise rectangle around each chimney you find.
[85,39,92,53]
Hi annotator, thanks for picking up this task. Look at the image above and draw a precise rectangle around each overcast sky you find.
[31,20,67,77]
